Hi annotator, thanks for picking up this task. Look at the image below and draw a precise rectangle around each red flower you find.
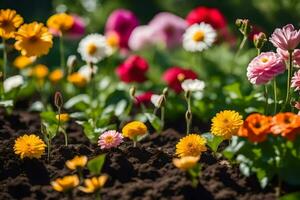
[116,55,149,83]
[134,92,153,106]
[186,7,227,30]
[163,67,197,93]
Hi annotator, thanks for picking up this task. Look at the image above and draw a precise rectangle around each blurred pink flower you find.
[105,9,139,49]
[270,24,300,51]
[148,12,188,48]
[291,70,300,91]
[277,48,300,67]
[49,15,85,39]
[247,52,285,85]
[134,91,153,106]
[98,130,123,149]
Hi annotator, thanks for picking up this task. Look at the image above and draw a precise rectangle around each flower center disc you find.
[87,43,97,55]
[193,31,205,42]
[260,57,269,63]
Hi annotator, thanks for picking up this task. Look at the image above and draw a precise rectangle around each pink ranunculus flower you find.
[148,12,188,49]
[277,48,300,67]
[270,24,300,51]
[98,130,123,149]
[291,70,300,91]
[247,52,286,85]
[105,9,139,49]
[128,25,163,51]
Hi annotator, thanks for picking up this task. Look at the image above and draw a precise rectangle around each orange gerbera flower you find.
[238,113,272,142]
[271,112,300,141]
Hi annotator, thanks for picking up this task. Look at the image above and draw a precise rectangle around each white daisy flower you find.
[151,94,164,108]
[181,79,205,92]
[77,34,112,64]
[78,65,98,82]
[183,23,217,52]
[4,75,24,93]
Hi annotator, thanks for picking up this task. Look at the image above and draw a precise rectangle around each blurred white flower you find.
[78,65,98,82]
[181,79,205,92]
[4,75,24,93]
[67,55,77,69]
[183,22,216,52]
[77,34,112,63]
[151,94,164,108]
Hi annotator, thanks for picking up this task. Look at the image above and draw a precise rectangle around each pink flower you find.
[98,130,123,149]
[148,12,188,48]
[116,55,149,83]
[162,67,198,93]
[270,24,300,51]
[291,70,300,91]
[105,9,139,49]
[134,92,153,106]
[277,48,300,67]
[247,52,285,85]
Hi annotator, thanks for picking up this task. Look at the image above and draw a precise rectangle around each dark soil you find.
[0,109,281,200]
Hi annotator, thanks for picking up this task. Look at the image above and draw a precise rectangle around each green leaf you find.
[64,94,90,110]
[202,132,224,153]
[40,111,57,125]
[81,120,97,143]
[145,113,162,133]
[87,154,106,175]
[280,192,300,200]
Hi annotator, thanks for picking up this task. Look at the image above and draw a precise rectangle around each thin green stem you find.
[63,130,68,146]
[282,51,293,111]
[273,78,277,114]
[185,92,192,134]
[1,39,7,99]
[161,106,165,131]
[264,85,268,114]
[59,33,65,75]
[47,138,51,163]
[236,36,247,57]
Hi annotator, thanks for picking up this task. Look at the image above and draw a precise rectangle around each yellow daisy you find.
[51,175,79,192]
[14,22,53,57]
[173,156,200,171]
[14,134,46,159]
[211,110,243,139]
[47,13,74,33]
[0,9,23,39]
[13,55,36,69]
[176,134,207,157]
[79,175,108,193]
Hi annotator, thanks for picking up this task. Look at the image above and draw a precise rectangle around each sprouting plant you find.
[54,91,69,146]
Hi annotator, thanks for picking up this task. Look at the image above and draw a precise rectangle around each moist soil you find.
[0,109,287,200]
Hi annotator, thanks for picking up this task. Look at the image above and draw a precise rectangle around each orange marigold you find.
[271,112,300,141]
[238,113,272,142]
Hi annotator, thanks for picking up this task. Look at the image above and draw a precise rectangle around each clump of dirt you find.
[0,109,280,199]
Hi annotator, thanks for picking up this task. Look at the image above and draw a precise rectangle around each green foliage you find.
[202,133,224,153]
[87,154,106,175]
[280,192,300,200]
[145,113,162,133]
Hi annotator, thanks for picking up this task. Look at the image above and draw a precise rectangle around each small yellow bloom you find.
[122,121,147,139]
[173,156,200,171]
[13,55,36,69]
[79,175,108,193]
[47,13,74,33]
[49,69,63,84]
[14,22,53,57]
[14,134,46,159]
[0,9,23,39]
[65,155,87,170]
[56,113,70,123]
[51,175,79,192]
[176,134,207,157]
[67,72,87,87]
[32,64,49,79]
[211,110,243,139]
[106,31,120,49]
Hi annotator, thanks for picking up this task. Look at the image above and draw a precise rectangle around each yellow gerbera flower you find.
[47,13,74,33]
[79,175,108,193]
[176,134,207,157]
[211,110,243,139]
[65,155,87,170]
[67,72,87,87]
[56,113,70,123]
[173,156,200,171]
[51,175,79,192]
[31,64,49,79]
[13,55,36,69]
[14,22,53,57]
[0,9,23,39]
[14,134,46,159]
[49,69,63,84]
[122,121,148,139]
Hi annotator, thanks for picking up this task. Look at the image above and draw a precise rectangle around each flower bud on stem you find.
[185,91,192,134]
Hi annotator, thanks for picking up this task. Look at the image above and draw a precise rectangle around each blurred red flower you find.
[185,7,227,30]
[135,92,153,106]
[163,67,197,93]
[116,55,149,83]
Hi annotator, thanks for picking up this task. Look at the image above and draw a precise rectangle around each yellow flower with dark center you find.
[32,64,49,79]
[211,110,243,139]
[51,175,79,192]
[47,13,74,33]
[176,134,207,157]
[173,156,200,171]
[67,72,87,87]
[79,175,108,193]
[14,22,53,57]
[13,55,36,69]
[65,155,87,170]
[56,113,70,123]
[14,134,46,159]
[122,121,147,139]
[0,9,23,39]
[49,69,63,84]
